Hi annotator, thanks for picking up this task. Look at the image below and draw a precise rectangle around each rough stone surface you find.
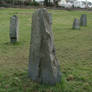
[80,14,87,26]
[72,18,80,30]
[10,15,18,43]
[28,8,61,85]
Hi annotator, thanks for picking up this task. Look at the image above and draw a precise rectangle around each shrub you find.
[29,1,39,6]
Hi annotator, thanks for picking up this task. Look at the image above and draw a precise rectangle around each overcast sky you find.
[79,0,92,2]
[35,0,92,2]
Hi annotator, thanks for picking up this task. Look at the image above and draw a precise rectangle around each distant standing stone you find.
[72,18,80,30]
[28,8,61,85]
[10,15,18,43]
[80,14,87,26]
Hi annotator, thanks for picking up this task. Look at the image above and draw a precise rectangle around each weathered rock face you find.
[28,8,61,85]
[10,15,18,43]
[72,18,80,30]
[80,14,87,26]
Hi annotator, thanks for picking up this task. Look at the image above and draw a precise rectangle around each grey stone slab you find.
[28,8,61,85]
[80,14,87,26]
[10,15,18,43]
[72,18,80,30]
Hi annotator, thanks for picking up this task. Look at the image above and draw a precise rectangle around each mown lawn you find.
[0,8,92,92]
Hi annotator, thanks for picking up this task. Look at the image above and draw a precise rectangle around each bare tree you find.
[86,0,88,8]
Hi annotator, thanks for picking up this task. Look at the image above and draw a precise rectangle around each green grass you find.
[0,8,92,92]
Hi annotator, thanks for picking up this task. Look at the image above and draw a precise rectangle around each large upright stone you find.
[10,15,18,43]
[72,18,80,30]
[28,8,61,85]
[80,14,87,26]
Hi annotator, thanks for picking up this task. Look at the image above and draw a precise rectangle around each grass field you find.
[0,8,92,92]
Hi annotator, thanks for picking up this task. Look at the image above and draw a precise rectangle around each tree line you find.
[0,0,60,7]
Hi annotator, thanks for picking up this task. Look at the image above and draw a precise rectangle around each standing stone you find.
[72,18,80,30]
[28,8,61,85]
[10,15,18,43]
[80,14,87,26]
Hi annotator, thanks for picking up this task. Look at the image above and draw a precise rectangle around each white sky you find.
[79,0,92,2]
[35,0,92,2]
